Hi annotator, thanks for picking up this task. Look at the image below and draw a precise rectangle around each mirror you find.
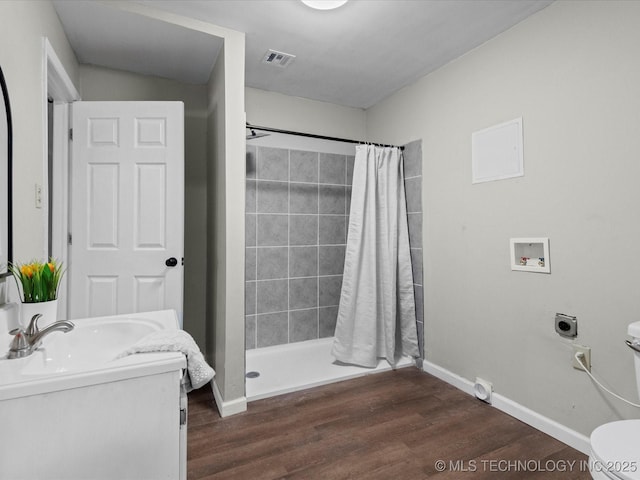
[0,65,13,278]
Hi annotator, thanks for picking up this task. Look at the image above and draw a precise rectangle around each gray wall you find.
[245,145,354,348]
[246,87,366,142]
[0,1,78,262]
[206,30,247,407]
[367,0,640,436]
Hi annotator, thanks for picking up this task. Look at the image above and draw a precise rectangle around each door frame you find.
[44,38,81,319]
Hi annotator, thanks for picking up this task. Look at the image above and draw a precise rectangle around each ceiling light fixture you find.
[301,0,349,10]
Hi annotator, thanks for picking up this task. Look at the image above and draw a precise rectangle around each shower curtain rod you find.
[246,123,404,150]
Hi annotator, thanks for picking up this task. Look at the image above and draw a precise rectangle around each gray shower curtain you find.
[331,145,419,368]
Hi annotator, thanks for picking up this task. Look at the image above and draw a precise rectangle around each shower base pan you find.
[245,337,415,401]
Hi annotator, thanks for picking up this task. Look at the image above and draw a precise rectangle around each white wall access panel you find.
[472,117,524,184]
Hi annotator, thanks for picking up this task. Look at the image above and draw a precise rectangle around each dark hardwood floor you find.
[187,368,590,479]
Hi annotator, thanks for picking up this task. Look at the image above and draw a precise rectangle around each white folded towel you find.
[116,329,215,392]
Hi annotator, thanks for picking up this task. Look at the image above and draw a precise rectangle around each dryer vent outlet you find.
[474,378,493,404]
[555,313,578,338]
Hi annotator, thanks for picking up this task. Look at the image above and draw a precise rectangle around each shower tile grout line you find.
[254,149,259,349]
[246,274,344,281]
[253,305,336,315]
[251,178,351,188]
[342,155,348,340]
[317,150,321,337]
[287,149,291,344]
[249,244,347,249]
[249,213,348,217]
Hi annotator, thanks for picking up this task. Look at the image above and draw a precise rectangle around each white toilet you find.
[588,321,640,480]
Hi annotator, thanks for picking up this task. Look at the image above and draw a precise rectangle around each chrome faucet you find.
[7,314,75,359]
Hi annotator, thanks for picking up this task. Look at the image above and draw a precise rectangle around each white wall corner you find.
[422,360,591,456]
[210,379,247,418]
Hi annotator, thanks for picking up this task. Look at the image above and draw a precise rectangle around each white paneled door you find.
[69,102,184,320]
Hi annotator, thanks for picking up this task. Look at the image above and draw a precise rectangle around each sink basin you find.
[0,309,184,402]
[21,317,164,375]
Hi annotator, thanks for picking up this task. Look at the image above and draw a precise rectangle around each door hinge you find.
[69,128,73,141]
[179,408,187,426]
[68,233,72,245]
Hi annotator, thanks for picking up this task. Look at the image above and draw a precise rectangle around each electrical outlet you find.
[573,345,591,372]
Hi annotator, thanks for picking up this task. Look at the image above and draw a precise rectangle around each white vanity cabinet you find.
[1,356,186,480]
[0,311,188,480]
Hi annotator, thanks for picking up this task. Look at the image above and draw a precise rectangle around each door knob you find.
[165,257,178,267]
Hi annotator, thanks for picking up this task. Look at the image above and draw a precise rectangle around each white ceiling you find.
[53,0,554,109]
[52,1,223,84]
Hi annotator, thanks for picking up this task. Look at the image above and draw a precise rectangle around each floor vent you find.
[262,49,296,68]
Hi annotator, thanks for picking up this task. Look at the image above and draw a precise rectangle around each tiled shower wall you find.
[403,140,424,360]
[245,145,355,349]
[245,140,424,357]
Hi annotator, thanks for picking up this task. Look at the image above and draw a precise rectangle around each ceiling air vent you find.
[262,49,296,68]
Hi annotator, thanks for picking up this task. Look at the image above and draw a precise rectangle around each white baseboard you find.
[422,360,591,455]
[211,379,247,418]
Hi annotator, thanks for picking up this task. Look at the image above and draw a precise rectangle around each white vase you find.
[20,299,59,329]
